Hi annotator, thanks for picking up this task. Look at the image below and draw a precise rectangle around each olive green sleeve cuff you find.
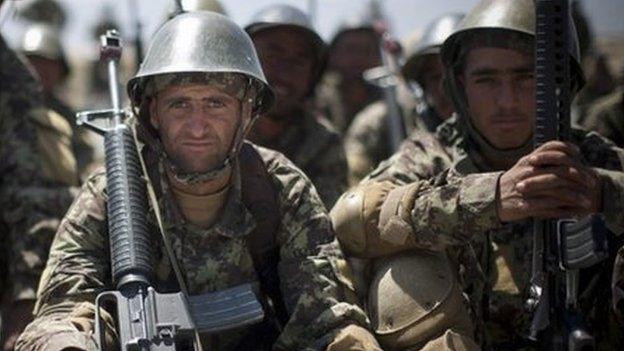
[595,168,624,234]
[456,171,503,234]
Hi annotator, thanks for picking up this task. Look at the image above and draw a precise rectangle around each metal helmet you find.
[330,11,377,48]
[401,13,464,81]
[20,23,69,77]
[180,0,226,14]
[127,11,274,113]
[441,0,584,88]
[244,4,326,66]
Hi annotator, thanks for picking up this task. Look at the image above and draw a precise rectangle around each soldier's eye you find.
[205,98,226,108]
[170,100,190,109]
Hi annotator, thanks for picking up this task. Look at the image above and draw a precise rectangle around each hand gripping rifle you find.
[77,30,264,350]
[529,1,609,350]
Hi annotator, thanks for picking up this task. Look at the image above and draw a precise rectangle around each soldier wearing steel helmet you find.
[315,12,382,134]
[245,4,348,208]
[20,23,97,180]
[344,13,464,184]
[331,0,624,349]
[16,12,379,351]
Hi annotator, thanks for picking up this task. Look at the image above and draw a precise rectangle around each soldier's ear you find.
[149,98,160,130]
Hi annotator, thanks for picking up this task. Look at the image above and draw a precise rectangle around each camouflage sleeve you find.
[344,102,388,185]
[577,130,624,235]
[16,172,112,351]
[261,151,375,350]
[333,132,501,257]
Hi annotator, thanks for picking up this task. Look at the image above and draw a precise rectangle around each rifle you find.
[363,22,407,153]
[529,1,609,350]
[77,29,264,350]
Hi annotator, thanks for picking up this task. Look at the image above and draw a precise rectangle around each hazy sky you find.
[1,0,623,59]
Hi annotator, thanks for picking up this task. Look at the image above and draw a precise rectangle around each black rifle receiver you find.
[529,1,608,350]
[77,30,264,350]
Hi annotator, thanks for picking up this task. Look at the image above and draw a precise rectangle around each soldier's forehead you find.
[145,72,248,100]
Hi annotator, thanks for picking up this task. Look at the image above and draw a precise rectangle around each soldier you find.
[583,86,624,147]
[245,4,348,208]
[331,0,624,349]
[0,1,76,349]
[344,13,463,184]
[16,12,380,351]
[20,23,97,180]
[315,12,382,133]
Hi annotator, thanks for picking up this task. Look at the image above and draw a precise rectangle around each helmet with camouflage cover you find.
[127,11,274,184]
[245,4,326,68]
[20,23,69,78]
[401,13,464,82]
[441,0,584,106]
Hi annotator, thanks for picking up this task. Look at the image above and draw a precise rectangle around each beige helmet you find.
[20,23,69,77]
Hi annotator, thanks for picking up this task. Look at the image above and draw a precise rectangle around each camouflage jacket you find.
[344,91,444,185]
[16,137,371,351]
[0,36,76,305]
[356,115,624,347]
[583,87,624,148]
[249,110,348,209]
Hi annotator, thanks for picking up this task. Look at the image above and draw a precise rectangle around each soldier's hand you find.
[497,141,601,222]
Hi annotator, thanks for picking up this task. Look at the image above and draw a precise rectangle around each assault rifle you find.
[363,22,407,153]
[529,1,608,350]
[77,30,264,351]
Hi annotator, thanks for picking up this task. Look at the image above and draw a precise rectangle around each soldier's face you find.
[329,29,381,80]
[460,47,535,149]
[420,54,453,120]
[252,28,315,117]
[149,84,241,173]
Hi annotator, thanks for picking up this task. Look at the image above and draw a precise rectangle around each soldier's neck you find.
[166,168,232,228]
[166,167,232,196]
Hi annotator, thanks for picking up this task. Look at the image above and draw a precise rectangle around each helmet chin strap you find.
[160,79,258,186]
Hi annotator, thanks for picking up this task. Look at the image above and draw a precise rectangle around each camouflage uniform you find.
[16,124,371,350]
[249,111,348,209]
[344,14,463,185]
[244,5,348,209]
[343,91,423,185]
[17,12,376,351]
[336,114,624,349]
[583,87,624,147]
[1,34,76,345]
[332,0,624,348]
